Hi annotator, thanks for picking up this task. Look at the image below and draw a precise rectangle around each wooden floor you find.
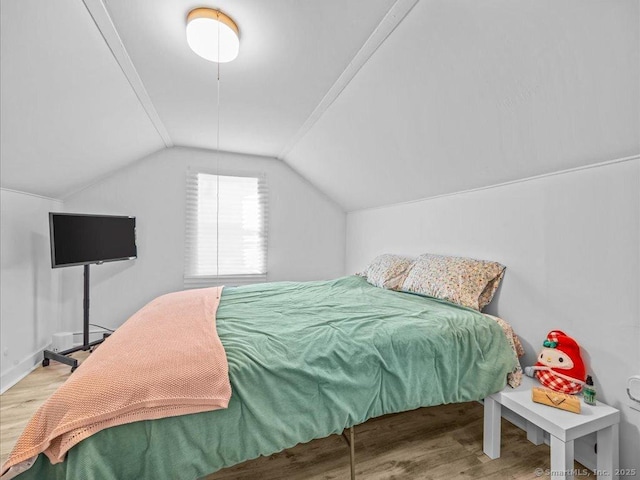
[1,353,592,480]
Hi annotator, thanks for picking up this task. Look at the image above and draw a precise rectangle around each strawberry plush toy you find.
[524,330,586,394]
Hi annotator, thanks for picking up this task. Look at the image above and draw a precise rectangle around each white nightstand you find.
[483,376,620,480]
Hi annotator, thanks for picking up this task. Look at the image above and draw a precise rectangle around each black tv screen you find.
[49,213,137,268]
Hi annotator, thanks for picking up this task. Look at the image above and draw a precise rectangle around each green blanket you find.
[16,276,516,480]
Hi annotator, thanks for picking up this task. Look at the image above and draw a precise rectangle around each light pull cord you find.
[215,12,221,283]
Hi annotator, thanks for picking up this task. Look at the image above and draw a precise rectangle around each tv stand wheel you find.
[70,365,77,373]
[42,358,50,367]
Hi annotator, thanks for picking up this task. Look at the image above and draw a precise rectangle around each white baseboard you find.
[72,331,107,345]
[1,333,108,394]
[0,346,49,394]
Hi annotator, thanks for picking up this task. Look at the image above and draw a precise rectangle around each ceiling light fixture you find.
[186,8,239,63]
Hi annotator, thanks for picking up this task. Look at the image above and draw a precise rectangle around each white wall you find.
[60,146,345,333]
[346,158,640,471]
[0,189,62,393]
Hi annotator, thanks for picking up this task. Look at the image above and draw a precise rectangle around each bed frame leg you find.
[349,426,355,480]
[342,426,356,480]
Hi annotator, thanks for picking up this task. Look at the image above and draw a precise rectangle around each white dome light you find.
[186,8,239,63]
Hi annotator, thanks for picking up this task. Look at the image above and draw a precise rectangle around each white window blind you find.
[184,172,268,288]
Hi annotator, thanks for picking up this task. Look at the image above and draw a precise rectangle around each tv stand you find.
[43,264,109,372]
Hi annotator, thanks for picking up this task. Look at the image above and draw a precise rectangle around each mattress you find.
[13,275,518,480]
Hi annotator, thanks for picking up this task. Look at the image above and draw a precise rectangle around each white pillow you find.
[362,254,413,290]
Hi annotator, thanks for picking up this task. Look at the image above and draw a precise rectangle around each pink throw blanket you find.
[2,287,230,476]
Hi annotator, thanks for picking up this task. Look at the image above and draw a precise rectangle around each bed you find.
[4,275,519,480]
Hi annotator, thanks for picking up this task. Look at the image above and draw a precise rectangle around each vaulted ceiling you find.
[285,0,640,210]
[1,0,638,209]
[0,0,396,197]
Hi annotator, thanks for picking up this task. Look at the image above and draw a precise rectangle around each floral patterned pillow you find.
[362,254,413,290]
[401,254,506,311]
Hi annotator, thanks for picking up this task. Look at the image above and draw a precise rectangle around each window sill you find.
[184,274,267,289]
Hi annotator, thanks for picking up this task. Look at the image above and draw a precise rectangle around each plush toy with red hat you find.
[524,330,586,394]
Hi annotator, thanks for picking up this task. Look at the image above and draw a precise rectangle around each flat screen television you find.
[49,213,137,268]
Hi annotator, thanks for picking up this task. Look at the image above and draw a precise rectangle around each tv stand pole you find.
[43,264,109,372]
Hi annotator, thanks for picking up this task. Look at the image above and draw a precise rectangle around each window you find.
[184,171,267,288]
